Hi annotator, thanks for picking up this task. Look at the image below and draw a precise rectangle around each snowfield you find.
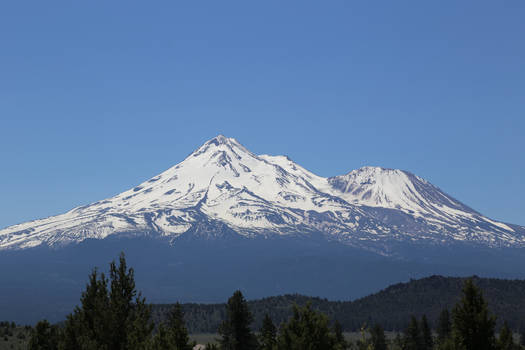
[1,135,524,252]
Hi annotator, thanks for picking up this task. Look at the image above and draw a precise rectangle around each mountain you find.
[1,135,525,324]
[1,135,524,254]
[153,275,525,333]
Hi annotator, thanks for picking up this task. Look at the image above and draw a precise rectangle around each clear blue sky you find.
[1,1,524,228]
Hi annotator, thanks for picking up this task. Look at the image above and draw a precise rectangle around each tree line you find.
[152,275,525,334]
[27,253,525,349]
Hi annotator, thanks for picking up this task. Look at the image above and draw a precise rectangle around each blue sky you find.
[1,1,524,228]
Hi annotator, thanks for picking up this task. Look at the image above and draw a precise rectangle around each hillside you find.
[152,275,525,333]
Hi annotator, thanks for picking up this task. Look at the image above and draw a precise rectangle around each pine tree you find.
[437,308,451,343]
[403,316,421,350]
[60,253,153,350]
[126,291,154,350]
[168,303,194,350]
[497,321,514,350]
[108,253,137,349]
[218,290,258,350]
[452,279,497,350]
[259,314,277,350]
[151,303,195,350]
[60,269,110,350]
[369,323,387,350]
[333,320,347,350]
[28,320,59,350]
[276,303,336,350]
[149,324,171,350]
[421,315,433,350]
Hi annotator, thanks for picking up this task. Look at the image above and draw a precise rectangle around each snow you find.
[482,217,515,232]
[0,135,523,250]
[328,167,431,212]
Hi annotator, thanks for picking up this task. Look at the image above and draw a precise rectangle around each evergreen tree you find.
[108,253,147,349]
[28,320,59,350]
[403,316,421,350]
[369,323,387,350]
[150,303,194,350]
[60,269,110,350]
[437,308,451,343]
[421,315,433,350]
[276,303,336,350]
[149,324,171,350]
[333,320,347,350]
[218,290,258,350]
[259,314,277,350]
[60,253,153,350]
[171,303,194,349]
[126,291,154,350]
[452,279,497,350]
[497,321,514,350]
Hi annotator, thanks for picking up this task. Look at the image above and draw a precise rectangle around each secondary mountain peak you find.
[328,165,474,217]
[328,166,419,207]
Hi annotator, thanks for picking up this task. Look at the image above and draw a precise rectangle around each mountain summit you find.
[1,135,524,253]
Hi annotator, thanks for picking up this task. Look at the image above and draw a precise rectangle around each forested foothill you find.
[155,275,525,334]
[6,254,525,349]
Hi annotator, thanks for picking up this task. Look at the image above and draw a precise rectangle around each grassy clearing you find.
[190,333,219,345]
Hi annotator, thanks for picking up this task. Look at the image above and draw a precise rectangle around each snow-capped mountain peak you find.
[329,166,432,209]
[328,166,474,218]
[1,135,523,252]
[189,135,251,160]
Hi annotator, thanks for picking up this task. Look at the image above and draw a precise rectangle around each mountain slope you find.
[1,135,524,253]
